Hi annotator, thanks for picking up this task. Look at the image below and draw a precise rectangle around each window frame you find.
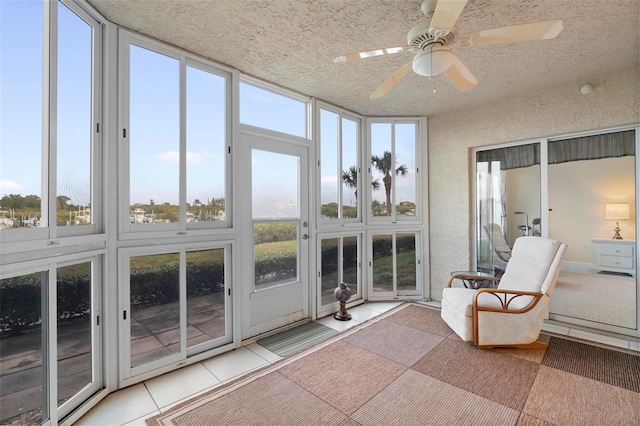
[315,101,363,227]
[367,118,422,224]
[118,31,233,238]
[238,76,311,141]
[0,0,103,245]
[367,229,422,300]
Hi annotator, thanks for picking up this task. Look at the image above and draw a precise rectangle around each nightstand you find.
[591,238,636,276]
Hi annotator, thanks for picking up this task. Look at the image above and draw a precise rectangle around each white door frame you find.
[237,130,310,339]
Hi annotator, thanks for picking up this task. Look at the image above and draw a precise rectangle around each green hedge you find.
[1,234,417,335]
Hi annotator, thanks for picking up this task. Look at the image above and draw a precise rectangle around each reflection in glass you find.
[320,110,339,218]
[372,234,393,292]
[343,236,359,294]
[321,238,340,305]
[0,1,43,231]
[254,222,298,290]
[252,150,299,219]
[57,262,92,407]
[320,236,360,306]
[56,3,92,226]
[130,253,180,367]
[186,249,226,350]
[130,45,180,222]
[476,144,540,276]
[396,233,417,291]
[186,66,226,223]
[0,271,47,425]
[546,130,636,330]
[342,119,358,219]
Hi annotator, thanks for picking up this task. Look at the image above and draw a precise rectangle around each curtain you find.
[476,130,634,171]
[476,144,540,170]
[548,130,635,164]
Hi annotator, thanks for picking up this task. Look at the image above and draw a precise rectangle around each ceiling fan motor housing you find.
[408,19,458,77]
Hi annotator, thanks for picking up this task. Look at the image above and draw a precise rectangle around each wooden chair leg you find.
[477,341,549,350]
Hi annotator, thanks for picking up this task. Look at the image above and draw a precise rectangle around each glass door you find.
[474,143,541,276]
[239,133,309,338]
[547,130,637,333]
[121,244,231,380]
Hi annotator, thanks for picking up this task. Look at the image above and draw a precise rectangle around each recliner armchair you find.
[441,236,567,349]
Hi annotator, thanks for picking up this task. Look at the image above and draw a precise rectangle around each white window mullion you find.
[45,0,58,235]
[392,121,398,220]
[179,57,187,229]
[118,35,131,234]
[180,249,187,356]
[47,265,58,425]
[337,114,343,221]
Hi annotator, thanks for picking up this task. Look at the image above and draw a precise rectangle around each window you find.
[123,244,231,378]
[318,106,361,222]
[0,0,101,238]
[369,120,419,220]
[121,35,231,231]
[129,45,180,223]
[239,81,307,138]
[318,234,361,308]
[369,232,420,298]
[0,255,102,425]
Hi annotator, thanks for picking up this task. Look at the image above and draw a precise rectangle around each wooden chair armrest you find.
[472,288,544,314]
[446,272,501,288]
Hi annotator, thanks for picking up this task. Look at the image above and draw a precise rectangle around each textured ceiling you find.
[88,0,639,117]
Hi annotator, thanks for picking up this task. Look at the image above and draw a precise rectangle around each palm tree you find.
[371,151,408,215]
[341,165,380,200]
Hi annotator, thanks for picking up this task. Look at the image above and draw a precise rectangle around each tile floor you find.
[74,301,639,425]
[75,302,402,426]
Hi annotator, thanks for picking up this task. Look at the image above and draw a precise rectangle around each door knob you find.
[302,234,309,240]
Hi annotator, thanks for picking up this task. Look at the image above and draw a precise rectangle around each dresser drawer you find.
[598,255,634,269]
[598,244,634,257]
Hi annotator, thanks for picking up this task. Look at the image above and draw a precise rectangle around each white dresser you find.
[591,238,636,276]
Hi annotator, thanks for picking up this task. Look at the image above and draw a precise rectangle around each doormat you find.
[257,321,338,357]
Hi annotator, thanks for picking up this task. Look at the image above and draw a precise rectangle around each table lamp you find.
[605,203,630,239]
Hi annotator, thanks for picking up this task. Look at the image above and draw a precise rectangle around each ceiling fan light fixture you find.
[412,46,455,77]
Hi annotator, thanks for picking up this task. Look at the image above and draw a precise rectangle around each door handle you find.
[302,234,309,240]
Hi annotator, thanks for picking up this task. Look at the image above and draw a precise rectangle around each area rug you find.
[256,321,338,357]
[146,303,640,425]
[549,271,636,329]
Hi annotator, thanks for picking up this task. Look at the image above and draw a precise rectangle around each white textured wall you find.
[427,65,640,300]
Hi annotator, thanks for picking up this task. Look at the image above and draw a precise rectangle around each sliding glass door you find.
[475,143,541,276]
[546,130,637,332]
[474,127,639,335]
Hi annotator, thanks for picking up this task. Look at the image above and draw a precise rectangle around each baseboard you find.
[561,260,594,274]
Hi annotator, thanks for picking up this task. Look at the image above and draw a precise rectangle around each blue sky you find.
[1,0,416,211]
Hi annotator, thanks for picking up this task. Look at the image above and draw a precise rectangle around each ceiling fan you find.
[334,0,564,99]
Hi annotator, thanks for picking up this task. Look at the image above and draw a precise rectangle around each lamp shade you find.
[605,203,630,220]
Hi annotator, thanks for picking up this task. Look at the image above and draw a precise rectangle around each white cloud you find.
[186,151,215,166]
[157,151,180,164]
[0,180,24,195]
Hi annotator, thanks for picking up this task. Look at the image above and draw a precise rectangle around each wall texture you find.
[426,65,640,300]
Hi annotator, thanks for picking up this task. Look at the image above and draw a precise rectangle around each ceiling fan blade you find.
[459,19,564,47]
[370,63,413,99]
[430,0,468,29]
[334,46,412,63]
[444,56,478,92]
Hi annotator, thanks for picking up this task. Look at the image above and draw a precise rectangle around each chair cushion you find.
[498,237,562,294]
[442,288,505,317]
